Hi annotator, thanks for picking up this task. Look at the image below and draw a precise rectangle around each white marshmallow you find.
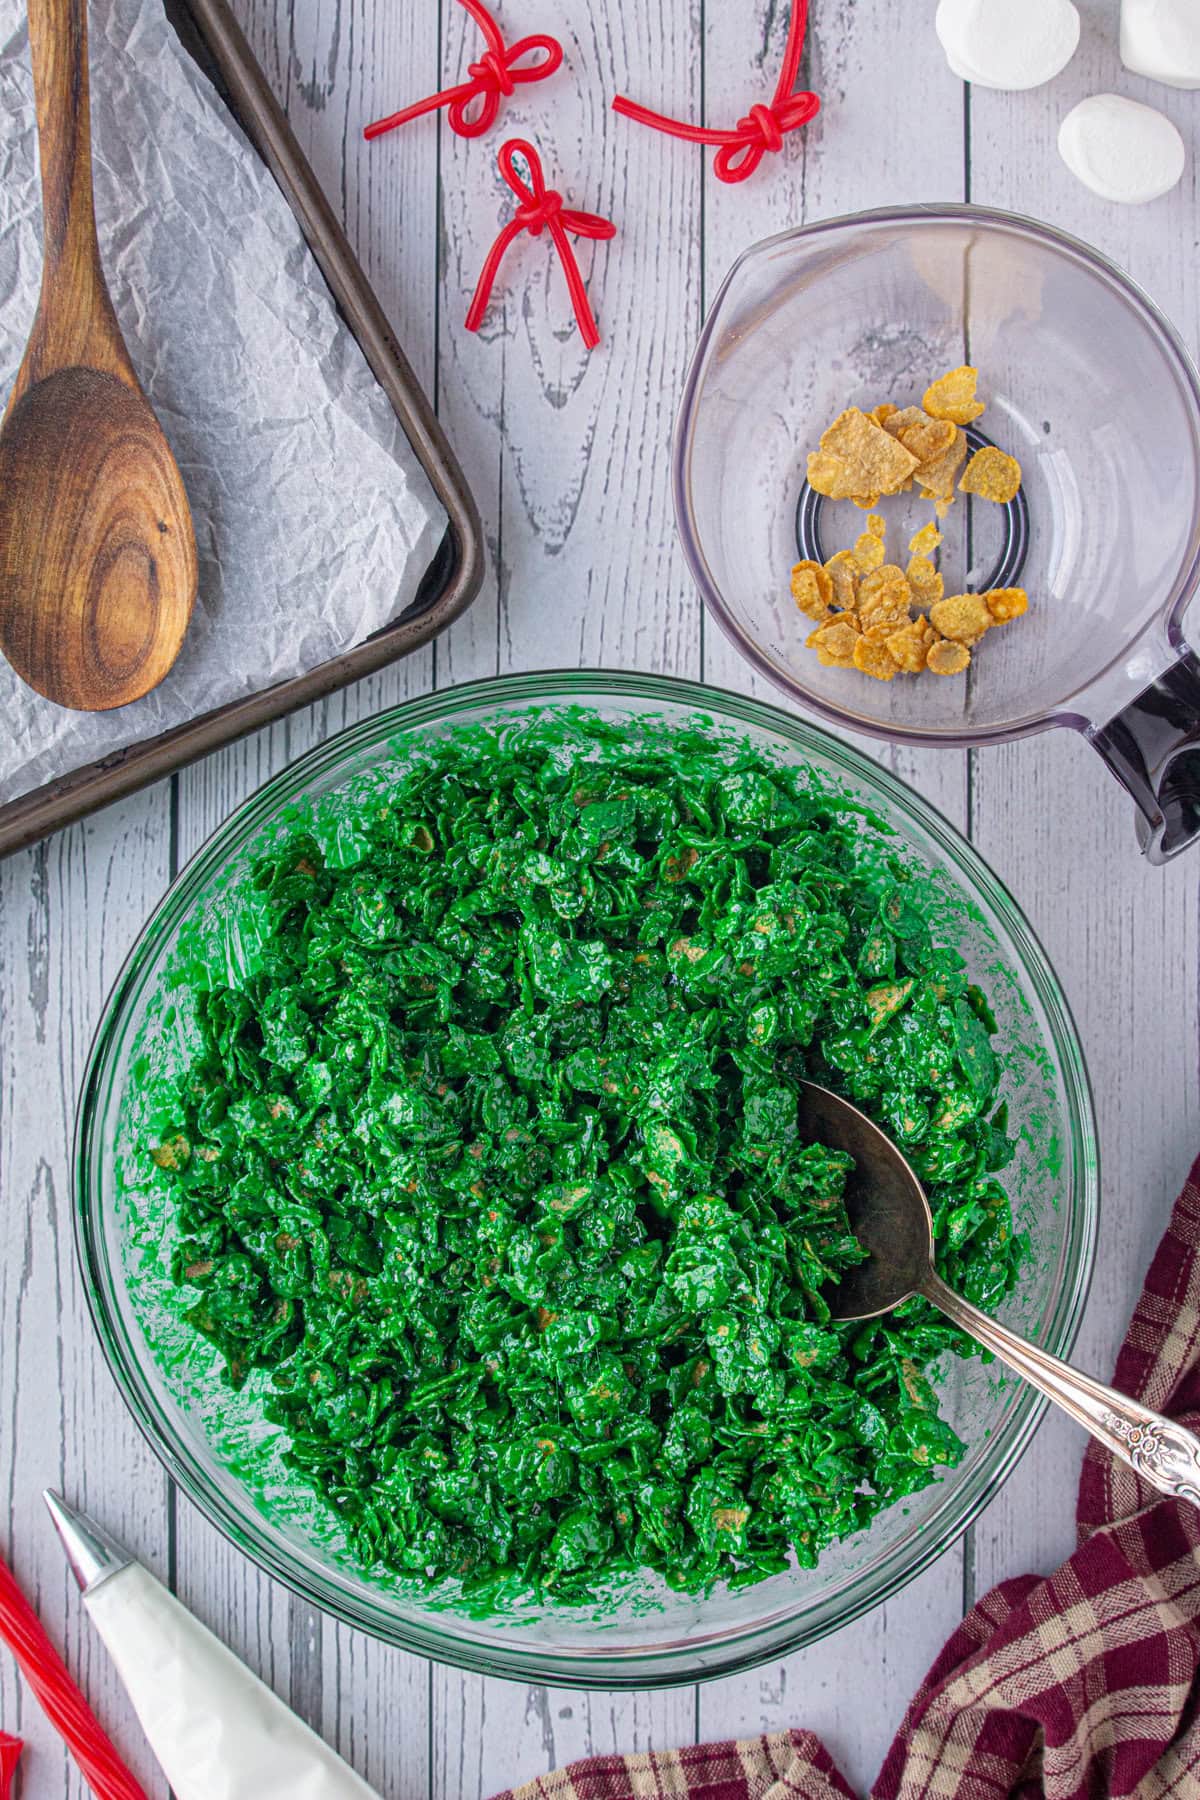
[1121,0,1200,90]
[941,42,991,85]
[935,0,1080,90]
[1058,93,1186,203]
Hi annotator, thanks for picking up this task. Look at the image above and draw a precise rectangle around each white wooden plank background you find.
[1,0,1198,1794]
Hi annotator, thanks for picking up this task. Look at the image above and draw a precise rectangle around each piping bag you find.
[45,1493,384,1800]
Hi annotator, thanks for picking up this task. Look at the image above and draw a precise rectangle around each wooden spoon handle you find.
[28,0,97,270]
[18,0,135,393]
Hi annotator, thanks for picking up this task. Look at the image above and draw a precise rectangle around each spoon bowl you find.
[796,1077,934,1321]
[799,1080,1200,1507]
[0,367,196,710]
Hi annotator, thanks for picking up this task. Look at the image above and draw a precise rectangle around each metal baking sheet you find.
[0,0,482,859]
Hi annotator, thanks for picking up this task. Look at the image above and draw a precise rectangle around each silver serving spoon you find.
[799,1080,1200,1507]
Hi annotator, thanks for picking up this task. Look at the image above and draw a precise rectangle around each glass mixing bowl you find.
[673,205,1200,862]
[75,671,1098,1686]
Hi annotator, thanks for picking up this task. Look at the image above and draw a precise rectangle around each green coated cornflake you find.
[142,712,1023,1604]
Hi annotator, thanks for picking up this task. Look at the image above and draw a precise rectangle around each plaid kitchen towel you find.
[492,1153,1200,1800]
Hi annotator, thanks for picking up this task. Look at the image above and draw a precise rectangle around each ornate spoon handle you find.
[923,1268,1200,1507]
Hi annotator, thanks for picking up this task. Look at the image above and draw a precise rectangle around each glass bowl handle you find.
[1090,646,1200,865]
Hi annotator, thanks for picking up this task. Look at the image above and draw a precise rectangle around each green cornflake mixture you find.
[144,712,1023,1603]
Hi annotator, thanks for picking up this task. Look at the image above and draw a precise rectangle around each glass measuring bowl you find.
[673,205,1200,862]
[75,672,1097,1686]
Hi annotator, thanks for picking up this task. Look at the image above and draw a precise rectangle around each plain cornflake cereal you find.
[858,567,913,630]
[807,615,860,666]
[906,554,944,608]
[852,628,901,681]
[807,408,919,502]
[806,449,857,500]
[986,587,1029,622]
[927,638,972,675]
[852,528,887,573]
[825,550,861,611]
[930,594,994,646]
[793,366,1028,683]
[887,618,938,673]
[959,446,1022,503]
[922,365,986,425]
[791,559,834,622]
[884,407,959,473]
[916,428,968,513]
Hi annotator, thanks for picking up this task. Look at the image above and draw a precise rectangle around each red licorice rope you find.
[365,0,563,141]
[466,140,615,349]
[0,1734,21,1800]
[0,1554,147,1800]
[612,0,819,182]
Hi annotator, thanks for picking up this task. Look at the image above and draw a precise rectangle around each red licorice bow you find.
[0,1553,147,1800]
[466,140,616,349]
[0,1735,21,1800]
[612,0,819,183]
[365,0,563,141]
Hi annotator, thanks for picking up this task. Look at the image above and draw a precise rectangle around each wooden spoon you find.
[0,0,197,712]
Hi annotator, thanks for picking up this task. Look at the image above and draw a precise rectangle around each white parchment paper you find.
[0,0,448,807]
